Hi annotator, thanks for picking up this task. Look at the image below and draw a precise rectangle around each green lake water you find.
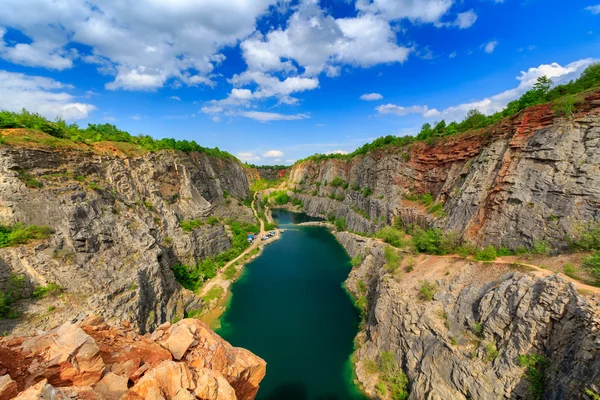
[216,210,367,400]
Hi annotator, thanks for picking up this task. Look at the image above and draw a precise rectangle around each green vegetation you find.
[404,193,445,217]
[483,342,499,362]
[362,187,373,197]
[0,223,53,248]
[0,274,25,318]
[475,245,497,261]
[335,218,347,231]
[376,226,407,248]
[297,64,600,163]
[32,283,63,299]
[472,322,484,338]
[292,197,303,207]
[412,227,444,255]
[351,254,363,267]
[330,176,346,187]
[180,219,204,232]
[384,246,402,273]
[519,354,547,400]
[418,280,437,301]
[202,286,225,303]
[582,252,600,285]
[0,109,235,158]
[173,220,259,290]
[268,190,291,205]
[17,168,43,188]
[224,264,237,280]
[378,351,409,400]
[355,296,368,321]
[571,222,600,251]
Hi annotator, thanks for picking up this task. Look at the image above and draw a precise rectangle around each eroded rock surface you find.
[0,317,266,400]
[336,232,600,399]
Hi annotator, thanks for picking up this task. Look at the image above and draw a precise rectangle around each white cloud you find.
[130,114,142,120]
[228,71,319,104]
[285,159,296,163]
[103,116,117,121]
[0,0,283,90]
[325,149,349,155]
[585,5,600,14]
[483,40,498,54]
[240,2,411,77]
[242,111,309,122]
[356,0,454,24]
[237,152,261,161]
[263,150,285,157]
[169,96,181,101]
[449,51,457,58]
[360,93,383,101]
[453,10,478,29]
[375,59,597,122]
[0,70,95,120]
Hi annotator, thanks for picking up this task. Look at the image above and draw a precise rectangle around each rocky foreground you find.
[0,316,265,400]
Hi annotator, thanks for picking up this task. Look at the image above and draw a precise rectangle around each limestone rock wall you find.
[336,232,600,399]
[290,93,600,250]
[0,144,255,334]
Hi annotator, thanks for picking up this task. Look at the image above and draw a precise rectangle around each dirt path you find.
[199,192,274,297]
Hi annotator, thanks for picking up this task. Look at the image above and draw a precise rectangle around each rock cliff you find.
[0,134,256,335]
[336,232,600,399]
[0,316,266,400]
[290,91,600,250]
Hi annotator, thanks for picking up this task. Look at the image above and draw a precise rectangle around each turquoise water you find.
[216,210,367,400]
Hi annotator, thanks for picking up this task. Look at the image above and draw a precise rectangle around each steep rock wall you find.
[336,232,600,399]
[0,141,255,335]
[290,93,600,250]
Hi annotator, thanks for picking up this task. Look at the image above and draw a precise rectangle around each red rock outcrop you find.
[0,317,266,400]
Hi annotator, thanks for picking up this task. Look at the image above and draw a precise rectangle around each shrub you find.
[571,222,600,251]
[330,177,346,187]
[532,240,551,256]
[206,216,219,225]
[497,247,512,256]
[582,251,600,285]
[351,254,363,267]
[32,283,63,299]
[224,265,237,280]
[475,245,497,261]
[17,169,43,188]
[270,190,290,205]
[439,231,462,254]
[519,354,547,400]
[483,342,499,362]
[0,223,53,248]
[412,227,443,255]
[180,219,203,232]
[355,296,368,320]
[418,280,437,301]
[472,322,484,338]
[292,198,303,207]
[362,187,373,197]
[364,359,379,374]
[379,352,409,400]
[563,264,577,279]
[384,247,401,273]
[335,218,346,232]
[377,226,406,248]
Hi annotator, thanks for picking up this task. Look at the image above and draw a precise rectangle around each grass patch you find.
[180,219,204,232]
[224,264,237,280]
[0,223,53,248]
[202,286,225,303]
[17,168,42,188]
[475,245,497,261]
[351,254,363,267]
[418,280,437,301]
[32,283,63,299]
[384,246,402,273]
[376,226,407,248]
[519,354,547,400]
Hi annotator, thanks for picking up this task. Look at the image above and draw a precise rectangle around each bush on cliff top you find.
[0,109,234,159]
[297,63,600,164]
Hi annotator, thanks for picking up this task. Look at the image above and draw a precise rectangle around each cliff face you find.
[289,92,600,250]
[0,135,255,335]
[0,316,266,400]
[337,232,600,400]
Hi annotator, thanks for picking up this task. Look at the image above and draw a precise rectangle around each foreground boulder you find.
[0,317,266,400]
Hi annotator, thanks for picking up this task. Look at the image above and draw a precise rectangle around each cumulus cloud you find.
[452,10,478,29]
[0,70,95,120]
[263,150,285,157]
[237,152,261,161]
[360,93,383,101]
[355,0,454,24]
[169,96,181,101]
[240,1,411,77]
[483,40,498,54]
[242,111,309,122]
[0,0,283,90]
[375,59,597,122]
[325,150,349,155]
[585,5,600,14]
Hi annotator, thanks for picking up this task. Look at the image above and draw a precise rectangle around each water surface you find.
[217,210,366,400]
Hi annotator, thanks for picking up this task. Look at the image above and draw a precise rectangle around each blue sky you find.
[0,0,599,165]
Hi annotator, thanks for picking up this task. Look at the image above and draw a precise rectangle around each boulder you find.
[0,374,18,399]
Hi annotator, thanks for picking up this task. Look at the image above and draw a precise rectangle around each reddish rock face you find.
[0,317,266,400]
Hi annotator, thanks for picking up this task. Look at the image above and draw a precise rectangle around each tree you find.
[533,76,552,94]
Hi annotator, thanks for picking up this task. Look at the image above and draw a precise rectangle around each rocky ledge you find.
[0,316,266,400]
[336,232,600,399]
